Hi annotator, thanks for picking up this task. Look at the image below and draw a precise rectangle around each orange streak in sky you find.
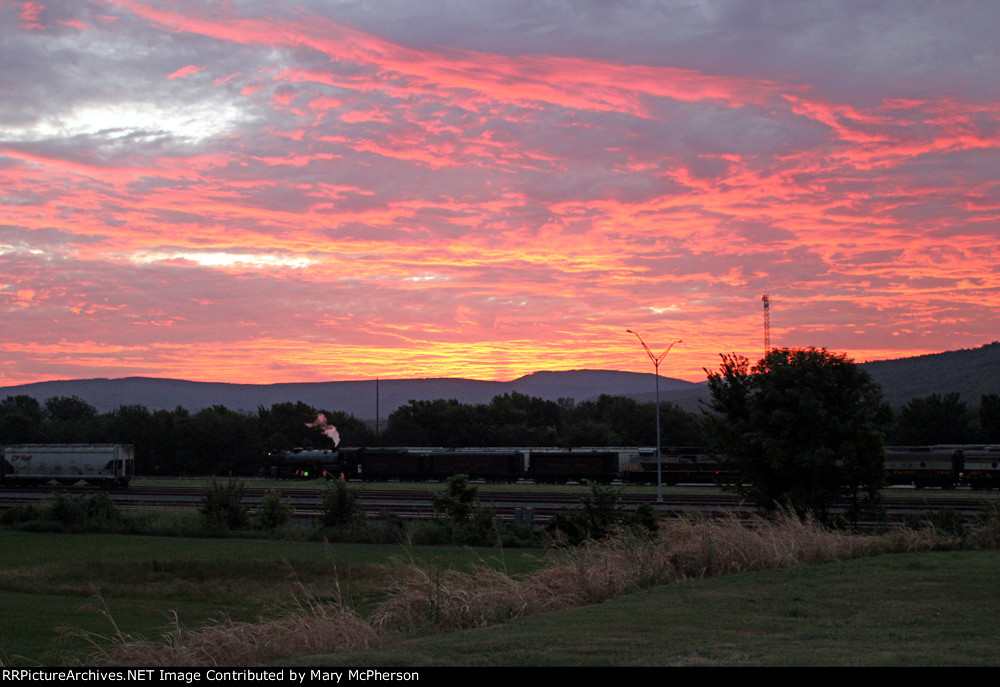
[1,2,997,386]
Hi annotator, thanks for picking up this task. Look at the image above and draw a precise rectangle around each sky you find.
[1,0,998,386]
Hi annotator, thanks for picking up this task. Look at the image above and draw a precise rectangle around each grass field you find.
[0,531,552,665]
[2,517,1000,666]
[302,549,1000,667]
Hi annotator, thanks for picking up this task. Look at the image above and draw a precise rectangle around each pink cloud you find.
[1,1,997,386]
[18,1,46,30]
[166,64,204,80]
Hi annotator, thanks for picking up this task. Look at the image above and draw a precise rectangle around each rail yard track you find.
[1,483,997,525]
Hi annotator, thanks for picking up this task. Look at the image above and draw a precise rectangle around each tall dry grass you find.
[77,601,379,667]
[369,511,948,634]
[79,512,979,666]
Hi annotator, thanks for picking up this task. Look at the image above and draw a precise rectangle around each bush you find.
[46,493,87,527]
[453,506,502,546]
[255,489,293,530]
[82,492,120,526]
[968,503,1000,549]
[319,479,360,528]
[546,481,658,545]
[0,503,40,526]
[361,512,408,544]
[4,493,124,533]
[431,474,477,522]
[408,519,455,546]
[199,477,249,530]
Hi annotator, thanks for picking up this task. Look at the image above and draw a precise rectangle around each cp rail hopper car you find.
[2,444,134,488]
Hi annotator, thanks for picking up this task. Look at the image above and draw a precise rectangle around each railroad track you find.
[1,484,996,524]
[0,485,750,523]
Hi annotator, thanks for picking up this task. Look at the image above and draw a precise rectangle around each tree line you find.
[0,393,708,476]
[1,374,998,478]
[0,398,369,476]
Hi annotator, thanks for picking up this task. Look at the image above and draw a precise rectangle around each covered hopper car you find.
[1,444,134,488]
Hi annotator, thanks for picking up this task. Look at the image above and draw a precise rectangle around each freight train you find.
[1,444,135,488]
[268,446,626,483]
[626,446,1000,488]
[267,444,1000,489]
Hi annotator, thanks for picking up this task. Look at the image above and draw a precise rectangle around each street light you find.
[627,330,681,503]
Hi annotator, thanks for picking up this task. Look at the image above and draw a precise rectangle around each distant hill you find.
[630,342,1000,409]
[860,341,1000,407]
[1,342,997,417]
[0,369,698,419]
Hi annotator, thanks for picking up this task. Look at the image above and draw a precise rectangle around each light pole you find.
[627,330,681,503]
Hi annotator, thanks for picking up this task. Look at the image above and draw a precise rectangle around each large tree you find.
[704,348,889,520]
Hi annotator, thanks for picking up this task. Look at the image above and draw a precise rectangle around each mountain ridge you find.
[1,342,997,417]
[0,369,698,418]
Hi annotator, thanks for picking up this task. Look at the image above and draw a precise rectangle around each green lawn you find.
[2,530,999,666]
[0,531,550,665]
[294,549,1000,667]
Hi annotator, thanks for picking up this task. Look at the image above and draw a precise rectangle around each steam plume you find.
[307,413,341,446]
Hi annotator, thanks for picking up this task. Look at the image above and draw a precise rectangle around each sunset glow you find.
[2,1,998,386]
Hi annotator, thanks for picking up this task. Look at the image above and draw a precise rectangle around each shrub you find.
[546,480,657,545]
[82,492,120,526]
[431,474,477,522]
[968,503,1000,549]
[319,479,360,528]
[408,519,455,546]
[255,489,293,530]
[199,477,249,530]
[47,493,86,527]
[367,511,407,544]
[627,503,659,538]
[453,506,502,546]
[0,503,40,526]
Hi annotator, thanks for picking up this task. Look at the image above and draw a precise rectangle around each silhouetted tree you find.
[979,393,1000,443]
[0,395,44,444]
[891,392,972,445]
[257,401,330,451]
[383,399,480,447]
[42,396,99,443]
[704,348,888,520]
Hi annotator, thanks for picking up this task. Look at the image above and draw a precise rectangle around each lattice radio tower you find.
[762,294,771,357]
